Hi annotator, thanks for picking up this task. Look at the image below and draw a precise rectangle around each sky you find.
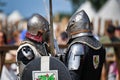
[0,0,72,18]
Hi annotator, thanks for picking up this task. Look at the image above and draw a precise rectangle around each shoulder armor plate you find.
[67,43,84,70]
[69,36,102,50]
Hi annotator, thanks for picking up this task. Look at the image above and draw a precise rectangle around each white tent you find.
[8,10,23,24]
[0,12,7,27]
[97,0,120,35]
[0,12,6,21]
[76,1,96,22]
[98,0,120,21]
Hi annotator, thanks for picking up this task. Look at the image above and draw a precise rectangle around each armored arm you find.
[67,43,84,70]
[66,43,85,80]
[16,42,41,79]
[17,42,40,65]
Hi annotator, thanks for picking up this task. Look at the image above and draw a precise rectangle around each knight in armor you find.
[16,14,50,79]
[65,10,106,80]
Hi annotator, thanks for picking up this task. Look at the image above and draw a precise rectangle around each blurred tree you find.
[69,0,85,13]
[59,13,71,20]
[0,0,6,11]
[54,13,71,22]
[89,0,107,11]
[68,0,107,12]
[0,0,6,7]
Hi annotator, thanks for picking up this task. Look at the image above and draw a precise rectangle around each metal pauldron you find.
[68,43,84,70]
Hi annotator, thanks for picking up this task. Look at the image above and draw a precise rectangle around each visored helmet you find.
[27,14,49,35]
[66,10,92,38]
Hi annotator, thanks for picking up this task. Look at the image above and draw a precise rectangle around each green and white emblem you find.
[32,70,58,80]
[93,55,99,69]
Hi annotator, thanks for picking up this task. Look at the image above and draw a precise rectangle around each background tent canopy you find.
[98,0,120,20]
[76,1,96,22]
[8,10,23,24]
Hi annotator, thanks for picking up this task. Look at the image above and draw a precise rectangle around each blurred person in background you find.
[0,30,7,73]
[0,31,17,80]
[108,62,119,80]
[12,30,21,45]
[115,26,120,39]
[0,30,7,70]
[55,24,61,40]
[100,24,120,80]
[106,25,120,80]
[1,30,21,79]
[107,25,120,42]
[1,53,17,80]
[56,31,68,62]
[57,31,68,45]
[20,29,27,41]
[0,30,7,46]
